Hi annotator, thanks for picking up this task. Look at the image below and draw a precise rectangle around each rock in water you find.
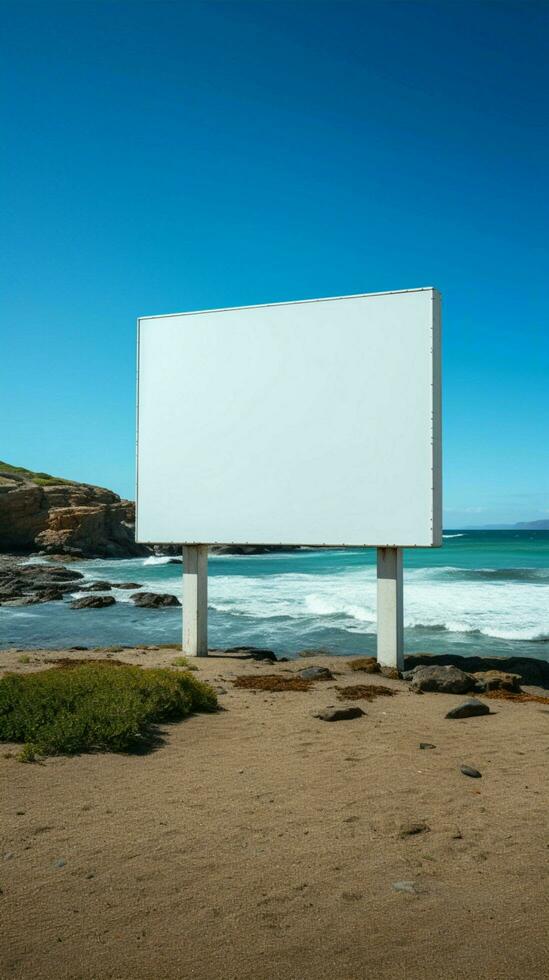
[298,667,334,681]
[460,765,482,778]
[131,592,181,608]
[70,595,116,609]
[314,706,365,722]
[80,581,113,591]
[408,665,474,694]
[445,699,490,719]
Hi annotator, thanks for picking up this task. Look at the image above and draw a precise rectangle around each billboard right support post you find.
[376,547,404,670]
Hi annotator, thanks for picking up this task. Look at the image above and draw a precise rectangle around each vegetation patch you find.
[484,690,549,704]
[0,663,217,761]
[233,674,312,692]
[0,460,76,487]
[348,657,380,674]
[171,656,198,671]
[336,683,396,701]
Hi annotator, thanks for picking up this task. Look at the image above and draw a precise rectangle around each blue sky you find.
[2,0,548,525]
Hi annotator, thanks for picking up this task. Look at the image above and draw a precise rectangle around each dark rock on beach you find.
[131,592,181,608]
[445,699,490,719]
[460,765,482,778]
[70,595,116,609]
[111,582,142,589]
[404,653,549,689]
[80,581,113,591]
[473,670,521,693]
[314,706,365,722]
[224,647,278,663]
[406,665,474,695]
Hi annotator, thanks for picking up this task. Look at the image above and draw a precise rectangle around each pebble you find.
[460,765,482,778]
[419,743,436,750]
[53,858,66,869]
[392,880,417,894]
[399,820,430,838]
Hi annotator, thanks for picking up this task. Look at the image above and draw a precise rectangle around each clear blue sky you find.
[2,0,548,526]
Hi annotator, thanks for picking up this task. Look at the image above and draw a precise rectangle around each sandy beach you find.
[1,646,548,979]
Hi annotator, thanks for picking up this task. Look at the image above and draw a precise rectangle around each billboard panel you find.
[136,287,441,547]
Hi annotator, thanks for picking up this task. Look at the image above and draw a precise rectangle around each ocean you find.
[1,530,548,661]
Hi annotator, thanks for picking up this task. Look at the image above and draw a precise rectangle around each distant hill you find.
[467,520,549,531]
[514,519,549,530]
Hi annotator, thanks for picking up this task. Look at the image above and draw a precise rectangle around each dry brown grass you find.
[336,683,396,701]
[484,690,549,704]
[348,657,380,674]
[233,674,313,693]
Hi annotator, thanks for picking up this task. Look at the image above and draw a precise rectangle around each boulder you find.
[408,665,474,695]
[404,653,549,690]
[131,592,181,608]
[70,595,116,609]
[473,670,521,693]
[80,581,113,591]
[111,582,142,589]
[314,706,365,722]
[445,699,490,719]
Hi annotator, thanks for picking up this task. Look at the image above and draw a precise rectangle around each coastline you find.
[2,647,548,979]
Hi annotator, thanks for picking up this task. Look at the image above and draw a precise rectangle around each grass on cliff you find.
[0,663,218,761]
[0,460,75,487]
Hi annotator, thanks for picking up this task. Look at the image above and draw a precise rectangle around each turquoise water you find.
[1,531,548,660]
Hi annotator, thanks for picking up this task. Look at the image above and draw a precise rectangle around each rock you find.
[348,657,380,674]
[111,582,142,589]
[399,821,430,838]
[80,581,113,591]
[379,665,401,679]
[460,765,482,778]
[297,666,334,681]
[70,595,116,609]
[131,592,181,608]
[314,706,365,722]
[392,881,417,894]
[224,646,278,663]
[404,653,549,690]
[0,561,84,604]
[473,670,521,693]
[419,742,436,750]
[53,858,66,868]
[0,462,149,558]
[445,699,490,719]
[409,665,475,695]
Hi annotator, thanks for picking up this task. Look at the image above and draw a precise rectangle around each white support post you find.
[182,544,208,657]
[376,547,403,670]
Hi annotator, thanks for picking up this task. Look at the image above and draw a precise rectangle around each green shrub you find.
[171,656,198,670]
[0,663,217,760]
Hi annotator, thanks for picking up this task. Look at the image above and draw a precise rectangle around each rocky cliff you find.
[0,462,149,558]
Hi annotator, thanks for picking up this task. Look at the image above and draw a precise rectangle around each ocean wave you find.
[443,533,465,539]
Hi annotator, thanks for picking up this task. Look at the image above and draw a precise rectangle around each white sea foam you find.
[443,533,464,539]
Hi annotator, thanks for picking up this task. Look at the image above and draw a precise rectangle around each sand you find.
[1,646,548,980]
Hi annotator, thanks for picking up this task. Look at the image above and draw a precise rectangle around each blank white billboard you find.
[136,287,441,547]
